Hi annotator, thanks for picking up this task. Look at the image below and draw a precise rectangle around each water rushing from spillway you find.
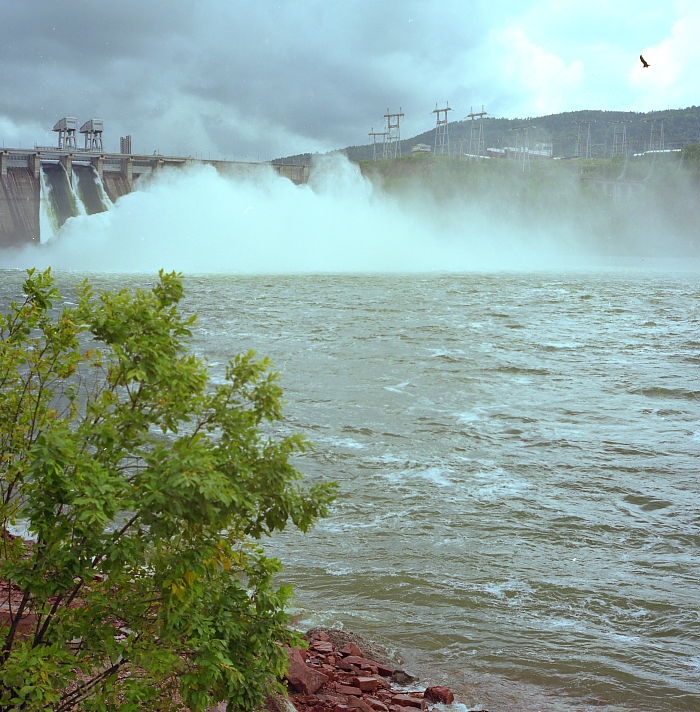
[4,154,698,273]
[2,270,696,712]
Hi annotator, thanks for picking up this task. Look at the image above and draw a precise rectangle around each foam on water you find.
[322,436,366,450]
[410,466,455,488]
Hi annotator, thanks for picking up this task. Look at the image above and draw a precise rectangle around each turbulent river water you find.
[1,269,698,712]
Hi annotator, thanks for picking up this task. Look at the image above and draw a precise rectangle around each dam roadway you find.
[0,147,309,246]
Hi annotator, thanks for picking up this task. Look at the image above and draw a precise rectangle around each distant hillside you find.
[274,106,700,164]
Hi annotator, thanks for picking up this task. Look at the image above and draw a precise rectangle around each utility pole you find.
[432,102,452,155]
[511,125,532,172]
[611,121,629,157]
[383,108,405,159]
[575,120,592,159]
[368,128,388,161]
[466,106,487,157]
[646,118,665,151]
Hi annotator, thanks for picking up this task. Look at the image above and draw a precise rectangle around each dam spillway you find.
[73,164,112,215]
[0,148,309,247]
[0,165,40,246]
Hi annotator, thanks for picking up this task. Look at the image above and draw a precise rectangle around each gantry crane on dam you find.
[0,116,310,247]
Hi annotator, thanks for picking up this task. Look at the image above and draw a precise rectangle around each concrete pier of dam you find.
[0,147,310,247]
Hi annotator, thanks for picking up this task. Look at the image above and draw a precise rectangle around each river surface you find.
[1,270,698,712]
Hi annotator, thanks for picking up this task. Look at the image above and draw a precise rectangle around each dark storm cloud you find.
[0,0,500,158]
[0,1,198,146]
[175,1,496,153]
[1,1,696,160]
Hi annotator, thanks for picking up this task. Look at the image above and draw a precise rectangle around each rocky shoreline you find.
[278,628,485,712]
[2,537,479,712]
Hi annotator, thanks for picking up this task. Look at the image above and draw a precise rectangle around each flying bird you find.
[640,54,650,68]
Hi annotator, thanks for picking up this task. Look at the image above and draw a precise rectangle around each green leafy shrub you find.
[0,269,336,712]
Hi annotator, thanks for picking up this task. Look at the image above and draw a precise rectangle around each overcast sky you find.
[1,1,699,161]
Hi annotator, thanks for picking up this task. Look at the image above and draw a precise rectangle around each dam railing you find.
[0,147,310,246]
[0,147,309,184]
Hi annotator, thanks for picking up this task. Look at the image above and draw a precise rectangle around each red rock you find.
[337,672,357,683]
[342,655,369,666]
[296,695,319,704]
[340,642,363,657]
[337,659,361,672]
[320,665,337,681]
[424,687,454,705]
[353,677,380,693]
[312,631,331,642]
[312,640,335,654]
[391,669,417,685]
[365,699,389,712]
[340,658,376,673]
[286,648,330,695]
[345,697,374,712]
[375,663,395,677]
[318,695,350,707]
[390,695,425,710]
[334,684,363,696]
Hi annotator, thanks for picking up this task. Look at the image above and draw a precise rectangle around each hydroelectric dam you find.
[0,147,309,247]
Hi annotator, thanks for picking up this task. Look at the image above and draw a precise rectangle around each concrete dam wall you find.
[0,168,41,246]
[0,149,309,247]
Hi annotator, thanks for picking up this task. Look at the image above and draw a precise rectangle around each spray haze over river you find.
[1,154,698,273]
[0,158,698,711]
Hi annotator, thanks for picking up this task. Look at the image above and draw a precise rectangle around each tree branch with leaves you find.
[0,269,336,712]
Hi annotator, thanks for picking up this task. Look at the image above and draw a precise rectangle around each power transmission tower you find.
[647,118,665,151]
[575,120,592,159]
[611,121,629,157]
[383,108,404,159]
[511,125,532,172]
[368,128,388,161]
[433,102,452,155]
[466,106,488,157]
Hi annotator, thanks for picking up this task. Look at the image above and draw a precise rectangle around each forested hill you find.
[274,106,700,164]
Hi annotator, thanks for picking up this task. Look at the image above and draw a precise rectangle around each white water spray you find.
[93,167,114,210]
[69,169,88,217]
[38,167,58,244]
[1,154,695,273]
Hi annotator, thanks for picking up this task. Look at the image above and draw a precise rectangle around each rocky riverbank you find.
[279,628,485,712]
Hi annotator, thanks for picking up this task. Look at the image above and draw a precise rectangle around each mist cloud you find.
[2,155,695,275]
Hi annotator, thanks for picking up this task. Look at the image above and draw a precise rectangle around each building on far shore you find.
[411,143,432,154]
[486,144,553,160]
